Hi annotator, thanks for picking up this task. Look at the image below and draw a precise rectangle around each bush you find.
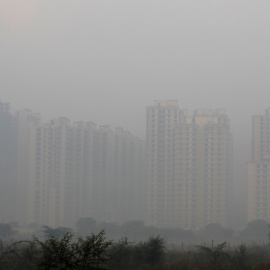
[34,230,112,270]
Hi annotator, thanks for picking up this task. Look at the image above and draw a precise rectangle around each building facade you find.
[14,113,146,227]
[15,109,41,226]
[0,101,17,222]
[147,101,232,229]
[248,108,270,222]
[146,100,179,228]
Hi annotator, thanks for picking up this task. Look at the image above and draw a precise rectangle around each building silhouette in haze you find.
[248,108,270,222]
[146,100,232,229]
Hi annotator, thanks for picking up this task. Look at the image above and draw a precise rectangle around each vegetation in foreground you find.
[1,228,270,270]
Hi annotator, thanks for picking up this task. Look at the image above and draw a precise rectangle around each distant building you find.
[146,101,232,229]
[69,123,146,225]
[14,112,146,227]
[146,100,180,228]
[0,101,16,222]
[0,100,146,227]
[15,109,41,226]
[248,108,270,222]
[27,118,73,227]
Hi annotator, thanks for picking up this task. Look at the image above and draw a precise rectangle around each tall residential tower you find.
[248,108,270,222]
[147,101,232,229]
[21,117,146,227]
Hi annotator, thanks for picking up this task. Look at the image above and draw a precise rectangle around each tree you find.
[134,236,165,266]
[0,239,35,270]
[231,244,248,270]
[109,237,133,269]
[144,236,166,265]
[34,230,112,270]
[196,242,230,267]
[241,219,269,240]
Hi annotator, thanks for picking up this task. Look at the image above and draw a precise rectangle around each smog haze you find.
[1,0,270,226]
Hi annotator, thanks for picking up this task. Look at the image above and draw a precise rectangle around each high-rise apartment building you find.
[248,108,270,222]
[111,127,146,223]
[85,125,146,224]
[146,100,179,228]
[147,101,232,229]
[15,109,41,226]
[0,100,146,228]
[28,118,74,227]
[0,101,16,222]
[13,113,146,227]
[71,121,99,223]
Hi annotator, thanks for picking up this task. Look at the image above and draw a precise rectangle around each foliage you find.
[230,243,248,270]
[109,237,133,269]
[195,242,230,268]
[4,236,270,269]
[0,239,36,270]
[132,236,165,268]
[143,236,166,265]
[108,235,166,269]
[34,230,112,270]
[240,219,269,240]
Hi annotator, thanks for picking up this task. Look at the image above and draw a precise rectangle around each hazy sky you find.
[1,0,269,134]
[1,1,270,207]
[1,0,270,225]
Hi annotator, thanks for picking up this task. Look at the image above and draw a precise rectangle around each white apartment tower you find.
[0,101,146,227]
[147,101,232,229]
[248,108,270,222]
[15,110,41,226]
[146,100,179,228]
[13,111,146,227]
[0,102,16,222]
[26,118,73,227]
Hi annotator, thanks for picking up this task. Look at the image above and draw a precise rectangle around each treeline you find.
[2,229,270,269]
[0,230,165,270]
[1,218,270,244]
[68,218,270,243]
